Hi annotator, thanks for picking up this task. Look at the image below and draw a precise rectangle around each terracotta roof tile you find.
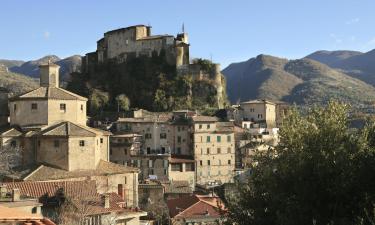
[22,160,138,181]
[167,195,225,219]
[191,116,218,122]
[4,180,97,199]
[10,87,87,101]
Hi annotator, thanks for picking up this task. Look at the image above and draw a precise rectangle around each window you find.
[110,149,113,155]
[160,133,167,139]
[81,104,84,111]
[199,124,202,129]
[164,169,168,175]
[227,147,232,154]
[31,207,37,214]
[207,124,210,129]
[258,114,263,119]
[100,138,103,143]
[217,136,221,142]
[228,160,231,165]
[10,140,17,147]
[148,160,154,168]
[177,147,181,154]
[147,147,151,154]
[60,103,66,112]
[200,160,203,166]
[207,160,211,166]
[217,148,221,154]
[149,169,154,175]
[171,164,182,172]
[178,126,181,132]
[54,140,59,148]
[145,133,152,139]
[206,136,211,143]
[177,136,182,143]
[79,140,85,147]
[13,104,17,112]
[163,160,169,168]
[207,148,210,154]
[161,147,166,154]
[227,135,231,142]
[31,103,38,110]
[124,149,128,155]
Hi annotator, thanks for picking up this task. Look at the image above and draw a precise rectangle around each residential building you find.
[167,194,225,225]
[0,62,140,209]
[192,116,235,187]
[111,111,236,188]
[0,205,55,225]
[2,180,147,225]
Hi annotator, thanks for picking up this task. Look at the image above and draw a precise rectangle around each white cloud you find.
[346,18,360,25]
[43,31,50,39]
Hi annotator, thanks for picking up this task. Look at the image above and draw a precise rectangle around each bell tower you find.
[39,61,60,87]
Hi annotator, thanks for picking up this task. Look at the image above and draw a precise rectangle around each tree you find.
[89,88,109,115]
[116,94,130,112]
[0,145,22,178]
[224,102,375,225]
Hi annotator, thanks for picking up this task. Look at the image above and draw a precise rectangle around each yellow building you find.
[0,62,140,208]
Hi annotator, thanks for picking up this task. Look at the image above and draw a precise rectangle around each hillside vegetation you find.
[67,52,228,115]
[306,49,375,85]
[223,54,375,105]
[0,70,38,96]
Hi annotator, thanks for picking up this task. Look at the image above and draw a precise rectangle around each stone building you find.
[82,24,189,73]
[110,110,236,188]
[0,62,140,208]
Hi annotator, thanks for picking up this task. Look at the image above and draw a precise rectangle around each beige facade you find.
[239,100,276,128]
[84,25,189,70]
[192,118,235,186]
[111,111,236,188]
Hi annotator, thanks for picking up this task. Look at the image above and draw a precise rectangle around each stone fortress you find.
[82,24,226,108]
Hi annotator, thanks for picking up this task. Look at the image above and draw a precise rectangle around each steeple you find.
[39,61,60,88]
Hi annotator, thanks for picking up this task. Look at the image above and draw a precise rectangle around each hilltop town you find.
[0,25,286,225]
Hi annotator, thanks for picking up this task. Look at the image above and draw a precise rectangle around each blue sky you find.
[1,0,375,67]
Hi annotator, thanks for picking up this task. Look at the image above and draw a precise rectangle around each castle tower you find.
[39,62,60,87]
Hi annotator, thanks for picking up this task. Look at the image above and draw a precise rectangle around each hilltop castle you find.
[82,24,189,72]
[81,24,227,108]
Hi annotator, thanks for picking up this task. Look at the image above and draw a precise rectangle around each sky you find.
[1,0,375,68]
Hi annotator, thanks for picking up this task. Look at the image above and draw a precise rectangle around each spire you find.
[182,23,185,33]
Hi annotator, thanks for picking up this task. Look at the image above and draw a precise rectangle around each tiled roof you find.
[0,127,23,137]
[38,121,111,137]
[71,192,146,216]
[23,160,139,181]
[9,87,87,101]
[167,195,224,219]
[4,180,97,199]
[240,99,276,105]
[191,116,218,122]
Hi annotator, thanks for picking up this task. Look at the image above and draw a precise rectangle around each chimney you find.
[12,188,20,202]
[103,194,110,209]
[39,62,60,88]
[118,184,125,201]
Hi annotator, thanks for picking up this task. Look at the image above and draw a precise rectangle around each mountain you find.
[0,59,24,68]
[8,55,81,81]
[305,49,375,85]
[0,69,38,96]
[223,54,375,105]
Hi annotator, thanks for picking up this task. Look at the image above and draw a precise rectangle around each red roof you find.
[0,205,56,225]
[4,180,97,199]
[167,195,225,220]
